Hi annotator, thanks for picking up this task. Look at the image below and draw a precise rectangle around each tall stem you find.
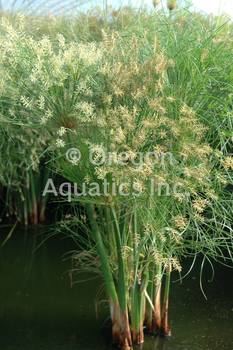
[104,205,112,256]
[160,263,171,336]
[85,203,117,304]
[152,264,162,334]
[145,263,154,332]
[110,205,132,348]
[131,280,144,344]
[131,211,144,344]
[29,168,38,225]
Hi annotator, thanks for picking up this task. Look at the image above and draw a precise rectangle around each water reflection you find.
[134,334,166,350]
[0,228,233,350]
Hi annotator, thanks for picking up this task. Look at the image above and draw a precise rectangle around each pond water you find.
[0,227,233,350]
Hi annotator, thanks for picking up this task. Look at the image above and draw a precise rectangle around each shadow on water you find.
[0,228,233,350]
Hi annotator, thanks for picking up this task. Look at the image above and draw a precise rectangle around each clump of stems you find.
[1,8,233,349]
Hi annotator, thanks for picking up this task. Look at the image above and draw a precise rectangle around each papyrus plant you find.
[50,30,233,344]
[0,113,56,224]
[0,13,102,223]
[1,14,233,348]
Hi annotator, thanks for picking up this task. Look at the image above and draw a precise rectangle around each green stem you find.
[104,205,112,256]
[29,168,38,225]
[152,264,162,334]
[110,204,127,312]
[131,211,145,344]
[85,202,117,304]
[0,220,18,248]
[160,262,171,336]
[145,262,154,332]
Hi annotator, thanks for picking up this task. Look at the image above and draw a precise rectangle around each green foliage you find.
[0,3,233,345]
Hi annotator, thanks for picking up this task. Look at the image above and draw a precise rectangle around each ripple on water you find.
[132,334,205,350]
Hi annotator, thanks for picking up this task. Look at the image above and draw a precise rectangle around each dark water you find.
[0,227,233,350]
